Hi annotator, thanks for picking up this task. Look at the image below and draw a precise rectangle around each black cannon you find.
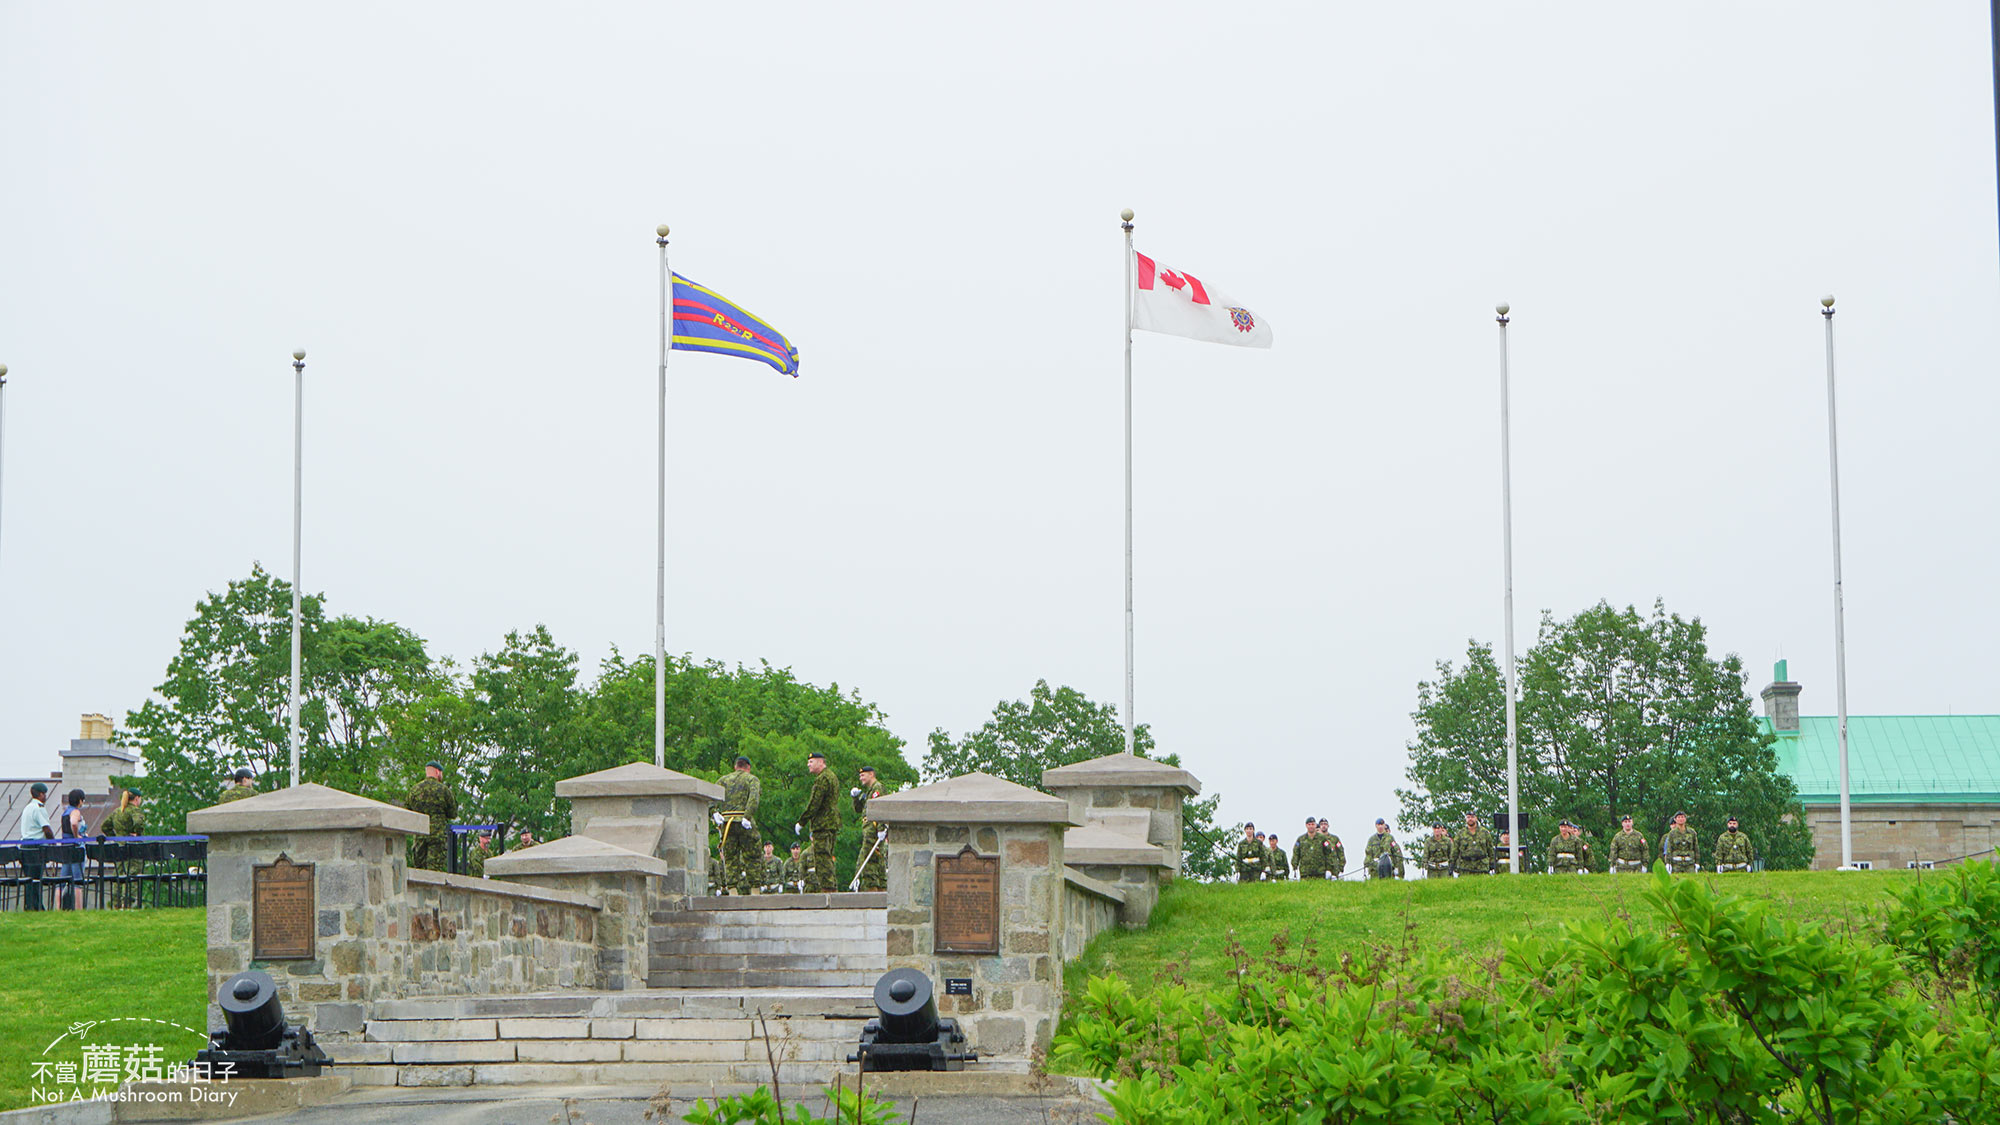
[193,971,330,1078]
[848,969,977,1072]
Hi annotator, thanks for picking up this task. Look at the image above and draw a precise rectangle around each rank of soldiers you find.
[1234,811,1759,880]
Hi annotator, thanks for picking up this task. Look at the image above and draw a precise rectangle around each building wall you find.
[1802,803,2000,869]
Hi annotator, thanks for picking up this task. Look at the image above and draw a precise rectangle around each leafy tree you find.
[1397,600,1813,869]
[458,626,589,844]
[923,680,1230,881]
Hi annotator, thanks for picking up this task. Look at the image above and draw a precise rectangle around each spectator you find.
[17,781,53,910]
[58,789,88,910]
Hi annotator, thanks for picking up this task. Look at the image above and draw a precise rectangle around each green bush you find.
[680,1087,901,1125]
[1054,864,2000,1123]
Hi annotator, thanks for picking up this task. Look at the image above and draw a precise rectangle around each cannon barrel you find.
[217,971,287,1051]
[872,968,939,1045]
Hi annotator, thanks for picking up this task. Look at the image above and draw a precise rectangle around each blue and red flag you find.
[671,274,799,377]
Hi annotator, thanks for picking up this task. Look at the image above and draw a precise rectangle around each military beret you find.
[734,755,751,766]
[30,782,47,795]
[233,768,255,780]
[1559,819,1573,828]
[125,788,142,798]
[1244,821,1255,829]
[1375,817,1387,826]
[808,750,826,760]
[1727,814,1739,822]
[426,760,443,772]
[1673,810,1687,818]
[1431,823,1444,830]
[859,765,876,775]
[1306,816,1317,824]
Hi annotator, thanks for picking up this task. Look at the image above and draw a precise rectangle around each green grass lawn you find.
[0,909,207,1112]
[1066,869,1927,1002]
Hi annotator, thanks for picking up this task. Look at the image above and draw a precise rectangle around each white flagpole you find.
[1820,295,1853,869]
[0,365,9,579]
[655,225,671,770]
[1120,208,1136,757]
[1495,305,1520,873]
[289,349,306,788]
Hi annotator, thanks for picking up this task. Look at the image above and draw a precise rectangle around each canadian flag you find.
[1131,251,1272,348]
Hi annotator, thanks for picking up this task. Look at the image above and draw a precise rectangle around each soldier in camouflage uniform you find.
[1609,814,1650,874]
[788,844,807,893]
[1496,831,1515,875]
[1265,833,1290,880]
[1663,811,1700,875]
[850,766,888,892]
[758,842,788,894]
[217,768,258,804]
[106,791,147,907]
[1422,824,1454,878]
[1714,816,1754,873]
[718,756,763,895]
[801,751,840,893]
[465,830,494,878]
[404,761,457,872]
[1318,818,1345,878]
[1235,823,1266,882]
[1547,821,1587,875]
[1293,818,1326,879]
[1452,812,1497,876]
[1364,818,1405,879]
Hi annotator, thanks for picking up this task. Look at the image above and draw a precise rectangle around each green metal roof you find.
[1765,715,2000,805]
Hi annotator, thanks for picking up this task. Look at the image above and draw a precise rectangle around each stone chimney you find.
[1759,660,1801,734]
[62,712,138,797]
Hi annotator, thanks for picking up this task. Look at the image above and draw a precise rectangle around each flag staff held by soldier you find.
[716,756,761,896]
[850,765,887,892]
[800,750,840,893]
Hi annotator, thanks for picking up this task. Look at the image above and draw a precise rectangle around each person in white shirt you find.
[17,782,53,910]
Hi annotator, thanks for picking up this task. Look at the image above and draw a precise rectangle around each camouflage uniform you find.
[1323,833,1346,878]
[1547,831,1587,875]
[789,849,809,893]
[405,775,457,872]
[1364,830,1405,879]
[1496,839,1514,875]
[802,765,840,893]
[1714,828,1754,873]
[1609,828,1650,873]
[1234,834,1266,882]
[852,779,887,892]
[1292,832,1326,879]
[760,851,788,894]
[1422,832,1453,878]
[107,802,147,907]
[718,768,763,895]
[1266,838,1290,881]
[466,839,493,878]
[1663,824,1700,875]
[1452,825,1497,875]
[216,784,257,804]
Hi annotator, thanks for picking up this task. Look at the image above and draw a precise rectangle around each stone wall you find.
[1802,803,2000,870]
[405,870,602,994]
[485,869,653,991]
[1060,869,1123,963]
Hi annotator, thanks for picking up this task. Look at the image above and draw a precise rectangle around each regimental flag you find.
[672,274,800,376]
[1131,251,1272,348]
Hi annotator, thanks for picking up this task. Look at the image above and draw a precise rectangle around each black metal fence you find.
[0,836,208,911]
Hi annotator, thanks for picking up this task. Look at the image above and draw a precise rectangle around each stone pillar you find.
[869,773,1080,1060]
[1059,824,1173,926]
[483,835,670,989]
[555,762,722,900]
[1041,752,1202,876]
[188,784,426,1036]
[1760,660,1802,734]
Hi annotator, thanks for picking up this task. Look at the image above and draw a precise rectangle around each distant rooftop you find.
[1766,715,2000,805]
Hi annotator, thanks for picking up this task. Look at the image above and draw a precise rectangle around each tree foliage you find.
[922,679,1230,881]
[1398,600,1813,869]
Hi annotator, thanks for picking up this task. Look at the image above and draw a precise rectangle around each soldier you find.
[1548,821,1586,875]
[758,842,787,894]
[404,761,457,872]
[217,767,258,804]
[717,755,762,895]
[1423,824,1454,878]
[1452,812,1496,876]
[1496,831,1514,875]
[1663,811,1700,875]
[1609,814,1649,874]
[515,828,538,850]
[466,829,494,878]
[1714,816,1755,873]
[801,750,840,893]
[788,843,808,893]
[1364,818,1405,880]
[1234,822,1266,883]
[850,765,888,892]
[1319,818,1345,878]
[1265,833,1290,881]
[1293,818,1325,880]
[106,790,147,907]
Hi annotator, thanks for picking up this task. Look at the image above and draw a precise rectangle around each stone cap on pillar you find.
[483,834,674,878]
[186,783,428,835]
[867,772,1081,825]
[1062,823,1171,868]
[1040,753,1201,795]
[555,762,724,801]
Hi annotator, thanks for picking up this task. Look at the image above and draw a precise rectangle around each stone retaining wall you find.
[405,870,603,994]
[1060,869,1123,963]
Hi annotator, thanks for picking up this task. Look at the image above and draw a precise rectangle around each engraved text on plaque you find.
[933,846,1000,955]
[252,853,317,961]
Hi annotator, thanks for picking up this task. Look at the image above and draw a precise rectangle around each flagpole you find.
[289,349,306,788]
[1821,294,1853,870]
[655,224,671,770]
[1120,207,1136,757]
[1495,304,1520,874]
[0,366,9,581]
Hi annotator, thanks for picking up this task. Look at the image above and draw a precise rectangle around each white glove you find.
[877,829,886,840]
[794,823,802,836]
[712,812,724,828]
[850,787,862,798]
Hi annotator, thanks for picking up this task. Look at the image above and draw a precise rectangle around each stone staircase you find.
[647,893,888,990]
[337,988,875,1088]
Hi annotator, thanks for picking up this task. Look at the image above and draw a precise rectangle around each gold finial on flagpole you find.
[657,224,670,245]
[1119,207,1134,231]
[1495,302,1510,325]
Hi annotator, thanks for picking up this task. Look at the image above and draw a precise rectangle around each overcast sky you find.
[2,3,1995,846]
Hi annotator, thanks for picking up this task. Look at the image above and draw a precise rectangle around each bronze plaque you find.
[252,853,316,961]
[934,846,1000,955]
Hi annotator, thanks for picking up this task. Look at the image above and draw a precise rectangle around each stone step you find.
[374,1059,863,1087]
[650,908,886,928]
[648,969,881,989]
[648,953,887,974]
[368,987,874,1022]
[669,892,887,911]
[647,935,886,956]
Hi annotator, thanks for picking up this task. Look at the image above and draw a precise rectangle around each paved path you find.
[232,1084,1109,1125]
